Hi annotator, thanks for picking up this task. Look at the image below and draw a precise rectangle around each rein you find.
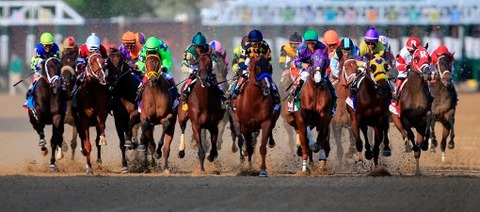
[44,57,61,85]
[145,54,161,79]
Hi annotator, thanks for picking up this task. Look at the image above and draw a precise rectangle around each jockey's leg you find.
[164,73,179,98]
[392,77,405,102]
[71,71,86,99]
[135,76,148,101]
[270,81,281,111]
[181,76,195,103]
[231,72,247,99]
[292,71,309,101]
[325,76,338,116]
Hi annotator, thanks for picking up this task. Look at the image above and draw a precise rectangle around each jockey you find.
[329,37,360,81]
[389,36,422,114]
[61,36,79,57]
[136,36,178,105]
[358,27,385,63]
[231,35,248,74]
[209,39,230,74]
[291,29,337,115]
[180,32,226,104]
[26,32,61,99]
[118,31,143,72]
[279,32,302,84]
[71,33,108,97]
[233,29,281,109]
[135,32,146,45]
[322,29,341,60]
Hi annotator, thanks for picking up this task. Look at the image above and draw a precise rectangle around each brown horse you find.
[284,58,333,173]
[345,55,391,169]
[235,55,278,177]
[72,53,109,174]
[278,66,298,154]
[105,48,141,173]
[27,57,66,170]
[429,53,457,162]
[390,46,432,175]
[60,51,78,160]
[177,53,225,172]
[331,58,357,165]
[139,54,177,173]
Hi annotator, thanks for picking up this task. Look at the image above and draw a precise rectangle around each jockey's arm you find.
[136,51,146,74]
[329,57,340,79]
[278,45,288,70]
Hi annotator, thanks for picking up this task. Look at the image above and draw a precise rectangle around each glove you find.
[161,66,168,73]
[406,65,411,71]
[141,76,148,84]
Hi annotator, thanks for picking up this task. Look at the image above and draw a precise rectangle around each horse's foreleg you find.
[125,114,139,148]
[114,118,128,173]
[192,123,205,172]
[372,127,383,167]
[317,124,330,167]
[95,126,102,166]
[70,126,78,160]
[350,115,363,160]
[331,124,344,164]
[162,117,176,173]
[360,124,372,160]
[216,112,229,151]
[258,123,271,177]
[83,128,93,174]
[140,121,153,170]
[243,132,254,171]
[381,118,391,157]
[207,127,219,162]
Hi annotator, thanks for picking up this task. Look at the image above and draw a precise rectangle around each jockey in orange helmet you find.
[118,31,143,71]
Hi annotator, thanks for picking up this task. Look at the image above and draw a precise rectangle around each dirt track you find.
[1,90,480,211]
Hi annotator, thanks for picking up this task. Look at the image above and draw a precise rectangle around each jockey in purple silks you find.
[291,29,337,115]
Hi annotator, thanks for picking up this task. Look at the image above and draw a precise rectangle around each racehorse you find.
[105,48,141,173]
[331,57,357,165]
[345,55,392,169]
[60,51,78,160]
[139,53,177,173]
[390,46,433,175]
[279,66,300,154]
[72,53,109,174]
[27,57,66,170]
[235,55,278,177]
[429,52,457,162]
[177,53,225,172]
[213,50,243,154]
[284,57,334,173]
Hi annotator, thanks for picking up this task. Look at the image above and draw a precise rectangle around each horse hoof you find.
[99,135,107,146]
[420,143,429,151]
[296,147,302,157]
[121,167,128,174]
[49,164,57,171]
[365,151,373,160]
[97,159,102,166]
[137,145,146,152]
[383,148,392,157]
[268,139,276,148]
[155,152,162,160]
[241,150,248,157]
[231,145,238,153]
[40,147,48,156]
[178,150,185,158]
[448,142,455,149]
[207,153,217,162]
[405,144,412,153]
[430,148,436,154]
[62,141,69,152]
[259,170,268,177]
[81,149,87,156]
[86,167,93,175]
[38,139,46,146]
[56,150,64,160]
[318,150,327,161]
[124,140,133,148]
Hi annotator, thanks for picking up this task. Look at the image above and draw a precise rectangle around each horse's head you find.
[60,51,77,88]
[145,54,162,85]
[368,55,388,83]
[197,53,214,87]
[309,56,328,85]
[86,53,106,85]
[44,57,62,94]
[436,53,454,87]
[108,48,124,70]
[248,55,272,96]
[412,46,432,81]
[341,59,360,85]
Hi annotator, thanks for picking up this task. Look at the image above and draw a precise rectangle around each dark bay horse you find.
[284,58,333,173]
[105,48,141,173]
[390,46,433,175]
[72,53,109,174]
[235,55,278,177]
[27,57,66,170]
[345,55,391,169]
[214,50,243,154]
[60,51,78,159]
[429,52,457,162]
[139,54,177,173]
[177,53,225,172]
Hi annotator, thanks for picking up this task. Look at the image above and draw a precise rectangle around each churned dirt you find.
[0,88,479,211]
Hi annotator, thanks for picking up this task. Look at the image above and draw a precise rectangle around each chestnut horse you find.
[345,55,391,169]
[390,46,432,175]
[178,53,225,172]
[284,57,333,173]
[235,55,278,177]
[429,52,457,162]
[60,51,78,160]
[27,57,66,170]
[105,48,141,173]
[72,53,109,174]
[139,54,177,173]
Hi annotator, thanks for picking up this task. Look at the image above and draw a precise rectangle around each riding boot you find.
[135,76,148,101]
[292,79,304,101]
[325,78,338,116]
[70,72,85,99]
[167,78,180,98]
[392,77,404,102]
[181,77,194,103]
[231,76,246,100]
